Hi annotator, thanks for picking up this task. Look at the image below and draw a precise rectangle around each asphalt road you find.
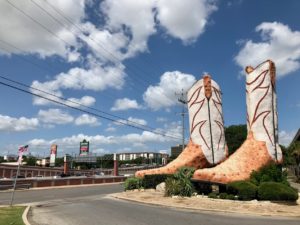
[0,183,123,205]
[1,184,299,225]
[28,196,299,225]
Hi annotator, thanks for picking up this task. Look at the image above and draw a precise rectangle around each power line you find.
[4,0,185,127]
[27,0,153,95]
[40,0,159,87]
[6,0,181,110]
[0,74,180,138]
[0,79,181,140]
[30,0,177,105]
[6,0,71,47]
[5,0,138,96]
[0,39,121,103]
[0,39,58,74]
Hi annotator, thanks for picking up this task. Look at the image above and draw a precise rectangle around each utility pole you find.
[175,89,188,151]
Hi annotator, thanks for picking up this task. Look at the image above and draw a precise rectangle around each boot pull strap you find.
[245,66,254,74]
[203,74,212,99]
[269,60,276,88]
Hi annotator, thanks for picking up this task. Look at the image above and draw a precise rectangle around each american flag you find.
[18,145,29,164]
[18,145,29,153]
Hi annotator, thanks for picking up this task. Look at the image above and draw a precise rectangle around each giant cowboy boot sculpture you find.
[193,60,282,184]
[135,75,228,178]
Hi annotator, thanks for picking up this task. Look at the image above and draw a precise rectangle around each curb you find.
[22,205,31,225]
[110,194,300,219]
[0,182,124,193]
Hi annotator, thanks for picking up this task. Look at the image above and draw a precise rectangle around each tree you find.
[25,156,37,166]
[289,141,300,179]
[225,124,247,155]
[55,157,64,167]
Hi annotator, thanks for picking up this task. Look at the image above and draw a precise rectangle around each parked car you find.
[60,173,71,177]
[11,175,25,178]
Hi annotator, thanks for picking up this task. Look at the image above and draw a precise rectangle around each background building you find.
[118,152,168,165]
[171,145,186,158]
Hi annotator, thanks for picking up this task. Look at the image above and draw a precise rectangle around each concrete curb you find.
[0,182,124,193]
[110,194,300,219]
[22,205,31,225]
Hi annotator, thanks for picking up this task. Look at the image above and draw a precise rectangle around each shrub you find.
[227,181,257,200]
[164,167,195,197]
[165,178,181,196]
[226,194,236,200]
[219,193,228,199]
[174,167,195,180]
[192,182,212,195]
[258,182,299,201]
[250,163,288,186]
[143,174,172,189]
[208,193,218,199]
[124,177,143,191]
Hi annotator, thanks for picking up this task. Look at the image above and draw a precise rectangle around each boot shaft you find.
[187,75,227,165]
[245,60,282,162]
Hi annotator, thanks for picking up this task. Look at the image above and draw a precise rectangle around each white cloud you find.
[38,108,74,124]
[75,114,100,126]
[143,71,196,110]
[115,117,147,127]
[67,96,96,107]
[105,125,116,132]
[31,64,126,105]
[28,138,48,146]
[101,0,156,57]
[0,114,39,132]
[80,22,130,61]
[111,98,142,111]
[279,130,297,147]
[235,22,300,77]
[32,64,125,92]
[25,124,179,147]
[92,148,110,154]
[155,0,217,43]
[156,117,168,122]
[15,120,182,154]
[127,117,147,126]
[0,0,83,59]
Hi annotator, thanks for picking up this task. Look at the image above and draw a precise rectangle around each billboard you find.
[50,144,57,167]
[80,140,89,156]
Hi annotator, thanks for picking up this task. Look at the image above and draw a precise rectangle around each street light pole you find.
[176,89,188,151]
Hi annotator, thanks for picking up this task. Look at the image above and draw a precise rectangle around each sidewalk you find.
[111,189,300,218]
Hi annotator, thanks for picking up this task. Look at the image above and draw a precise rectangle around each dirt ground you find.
[111,189,300,218]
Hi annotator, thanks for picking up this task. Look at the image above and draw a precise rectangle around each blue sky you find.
[0,0,299,157]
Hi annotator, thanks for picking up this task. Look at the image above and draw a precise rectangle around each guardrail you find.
[0,176,126,190]
[0,183,32,190]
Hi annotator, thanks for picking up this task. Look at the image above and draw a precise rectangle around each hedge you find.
[250,163,288,186]
[257,182,299,201]
[143,174,172,189]
[227,181,258,200]
[124,177,143,190]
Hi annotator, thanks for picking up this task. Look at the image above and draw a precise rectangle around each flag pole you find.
[10,159,21,206]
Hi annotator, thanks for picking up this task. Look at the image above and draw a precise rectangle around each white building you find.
[117,152,168,165]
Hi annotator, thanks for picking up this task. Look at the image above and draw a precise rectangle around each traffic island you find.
[111,189,300,218]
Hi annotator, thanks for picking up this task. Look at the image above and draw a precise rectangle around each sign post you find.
[10,145,28,206]
[50,144,57,167]
[80,140,89,156]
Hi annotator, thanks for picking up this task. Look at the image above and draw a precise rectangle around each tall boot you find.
[135,75,228,178]
[193,60,282,184]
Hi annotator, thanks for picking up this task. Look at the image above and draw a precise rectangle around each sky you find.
[0,0,299,157]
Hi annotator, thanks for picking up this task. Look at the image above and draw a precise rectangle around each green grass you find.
[0,206,26,225]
